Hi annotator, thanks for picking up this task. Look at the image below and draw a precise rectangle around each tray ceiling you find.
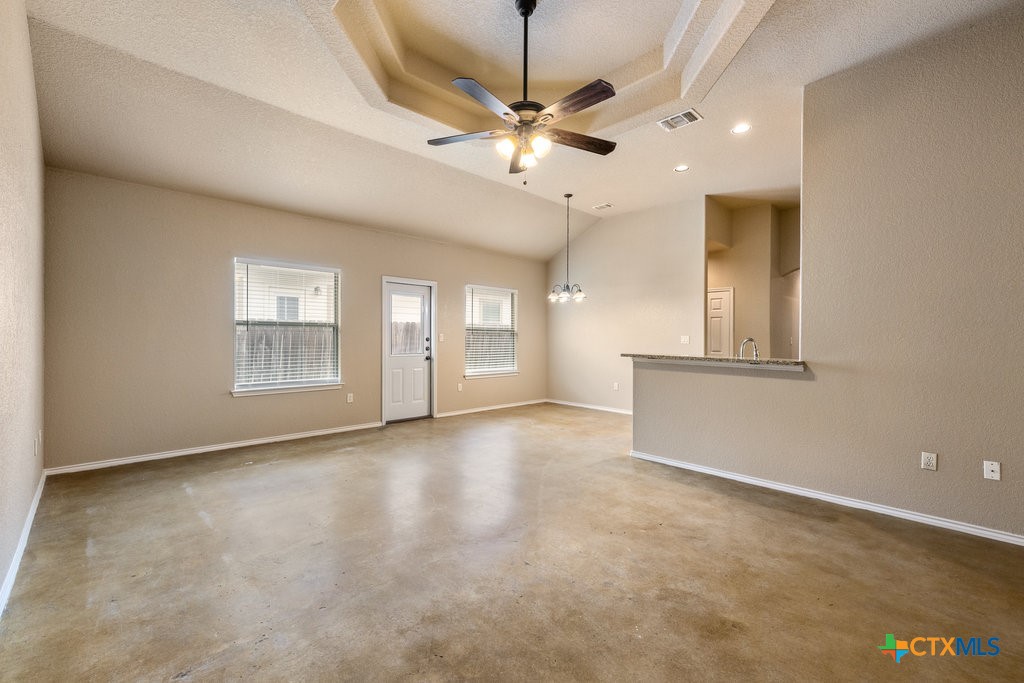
[25,0,1022,259]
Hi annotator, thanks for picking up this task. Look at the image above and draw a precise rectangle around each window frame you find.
[232,257,343,397]
[464,284,519,379]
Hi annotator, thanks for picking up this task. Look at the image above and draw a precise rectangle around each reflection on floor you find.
[1,404,1022,680]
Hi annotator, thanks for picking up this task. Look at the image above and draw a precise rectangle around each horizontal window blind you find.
[234,259,340,390]
[465,285,517,376]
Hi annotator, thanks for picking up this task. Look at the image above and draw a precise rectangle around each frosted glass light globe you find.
[495,137,516,159]
[532,135,552,158]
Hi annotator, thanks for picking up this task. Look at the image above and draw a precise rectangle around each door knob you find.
[425,356,431,361]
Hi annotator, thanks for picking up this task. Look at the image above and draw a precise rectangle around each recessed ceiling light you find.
[673,164,690,173]
[730,122,752,135]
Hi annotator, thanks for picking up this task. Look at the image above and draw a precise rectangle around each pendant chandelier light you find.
[548,193,586,303]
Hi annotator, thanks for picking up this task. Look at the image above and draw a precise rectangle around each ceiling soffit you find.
[321,0,778,137]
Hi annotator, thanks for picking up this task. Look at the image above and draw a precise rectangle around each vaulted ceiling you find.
[25,0,1018,259]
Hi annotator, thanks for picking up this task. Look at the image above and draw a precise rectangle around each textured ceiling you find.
[25,0,1021,260]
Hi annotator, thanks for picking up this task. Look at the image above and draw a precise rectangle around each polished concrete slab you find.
[1,404,1022,681]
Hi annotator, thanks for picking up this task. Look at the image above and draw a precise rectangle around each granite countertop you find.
[622,353,806,372]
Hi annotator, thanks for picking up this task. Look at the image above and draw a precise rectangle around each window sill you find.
[464,372,519,380]
[232,382,343,397]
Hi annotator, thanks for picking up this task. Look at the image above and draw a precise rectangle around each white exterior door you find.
[384,281,432,422]
[707,288,734,357]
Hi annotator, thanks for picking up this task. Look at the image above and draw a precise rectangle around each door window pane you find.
[391,293,423,355]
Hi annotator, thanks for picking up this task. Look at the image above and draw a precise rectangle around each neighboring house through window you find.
[465,285,517,376]
[234,258,341,392]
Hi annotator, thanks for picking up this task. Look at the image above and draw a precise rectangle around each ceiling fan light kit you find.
[427,0,617,174]
[549,194,586,304]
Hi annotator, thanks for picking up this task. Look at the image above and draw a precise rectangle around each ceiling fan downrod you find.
[516,0,536,103]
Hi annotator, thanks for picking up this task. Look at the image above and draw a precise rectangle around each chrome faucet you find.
[739,337,759,361]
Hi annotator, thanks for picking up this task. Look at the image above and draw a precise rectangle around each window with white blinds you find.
[465,285,517,377]
[234,259,341,391]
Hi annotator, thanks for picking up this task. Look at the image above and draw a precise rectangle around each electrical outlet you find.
[346,393,354,404]
[612,382,619,391]
[921,452,937,471]
[680,335,690,344]
[439,333,445,343]
[457,383,463,392]
[983,460,1001,481]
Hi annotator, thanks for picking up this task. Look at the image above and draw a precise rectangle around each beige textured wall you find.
[704,197,732,252]
[770,270,800,360]
[547,200,706,412]
[634,8,1024,535]
[770,207,799,359]
[707,204,773,357]
[44,170,547,468]
[777,207,800,276]
[0,0,45,599]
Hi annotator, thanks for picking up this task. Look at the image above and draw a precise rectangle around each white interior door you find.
[707,288,734,357]
[384,281,432,422]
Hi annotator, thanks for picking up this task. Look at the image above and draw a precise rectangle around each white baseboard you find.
[1,473,46,621]
[631,450,1024,547]
[547,400,632,416]
[44,422,383,476]
[435,400,547,419]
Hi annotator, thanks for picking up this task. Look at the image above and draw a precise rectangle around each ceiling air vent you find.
[593,203,614,211]
[657,108,702,132]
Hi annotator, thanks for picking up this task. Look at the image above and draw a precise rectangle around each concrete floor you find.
[1,404,1022,681]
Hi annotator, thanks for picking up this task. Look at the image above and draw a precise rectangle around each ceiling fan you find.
[427,0,617,174]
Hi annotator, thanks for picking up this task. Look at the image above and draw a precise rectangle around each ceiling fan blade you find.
[545,128,617,155]
[428,130,507,146]
[536,79,615,126]
[509,146,526,174]
[452,78,518,122]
